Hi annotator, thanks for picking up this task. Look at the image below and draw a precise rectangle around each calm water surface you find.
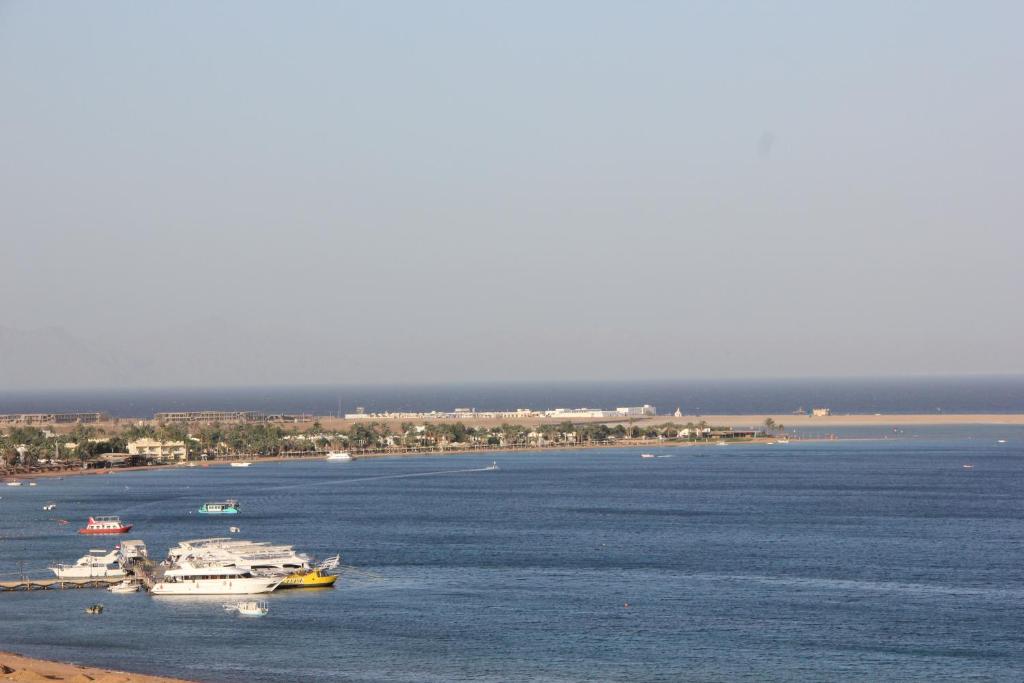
[1,428,1023,681]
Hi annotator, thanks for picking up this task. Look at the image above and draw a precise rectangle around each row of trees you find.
[3,416,773,470]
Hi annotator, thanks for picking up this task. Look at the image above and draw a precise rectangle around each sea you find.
[1,429,1023,682]
[1,376,1024,417]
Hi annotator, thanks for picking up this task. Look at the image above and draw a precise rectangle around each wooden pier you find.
[0,576,123,592]
[125,559,164,590]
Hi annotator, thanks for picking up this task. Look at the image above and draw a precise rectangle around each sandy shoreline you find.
[669,413,1024,428]
[0,651,195,682]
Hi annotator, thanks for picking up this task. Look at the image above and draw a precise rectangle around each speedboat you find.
[640,453,656,459]
[277,555,340,589]
[199,500,240,514]
[50,549,126,579]
[224,600,268,616]
[151,561,282,595]
[325,451,352,461]
[79,516,133,535]
[485,461,499,471]
[108,580,140,593]
[230,462,252,468]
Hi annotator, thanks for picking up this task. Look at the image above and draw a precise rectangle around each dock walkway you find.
[0,577,122,591]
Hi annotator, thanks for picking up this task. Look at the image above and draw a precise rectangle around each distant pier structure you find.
[154,411,313,424]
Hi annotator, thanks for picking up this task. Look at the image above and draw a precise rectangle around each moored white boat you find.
[151,561,282,595]
[108,579,140,593]
[230,462,252,468]
[165,537,310,573]
[50,549,126,579]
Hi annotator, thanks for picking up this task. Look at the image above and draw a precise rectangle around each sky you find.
[1,1,1022,389]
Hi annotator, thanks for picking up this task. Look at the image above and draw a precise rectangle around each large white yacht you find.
[165,538,311,574]
[150,561,282,595]
[49,549,127,579]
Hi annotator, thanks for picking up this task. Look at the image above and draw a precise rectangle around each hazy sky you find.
[1,1,1022,389]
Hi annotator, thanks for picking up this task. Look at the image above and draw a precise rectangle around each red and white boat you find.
[78,516,133,535]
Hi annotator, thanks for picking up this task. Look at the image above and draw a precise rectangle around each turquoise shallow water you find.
[1,428,1023,682]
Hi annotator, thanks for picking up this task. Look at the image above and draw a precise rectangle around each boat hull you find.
[151,577,281,595]
[79,525,132,534]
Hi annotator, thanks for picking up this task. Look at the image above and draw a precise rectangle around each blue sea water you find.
[2,376,1024,417]
[1,428,1023,682]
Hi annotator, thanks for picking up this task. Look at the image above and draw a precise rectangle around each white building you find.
[127,438,188,461]
[616,405,657,417]
[544,408,618,419]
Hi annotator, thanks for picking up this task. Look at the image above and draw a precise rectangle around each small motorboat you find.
[640,453,656,459]
[5,481,22,487]
[42,503,57,511]
[229,526,241,533]
[85,604,104,615]
[199,499,240,514]
[963,464,974,469]
[230,462,252,468]
[224,600,268,616]
[108,580,139,593]
[28,482,37,487]
[997,439,1007,444]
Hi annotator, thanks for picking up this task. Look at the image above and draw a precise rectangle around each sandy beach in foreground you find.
[0,651,195,683]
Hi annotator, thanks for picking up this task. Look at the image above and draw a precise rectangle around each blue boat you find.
[199,499,240,514]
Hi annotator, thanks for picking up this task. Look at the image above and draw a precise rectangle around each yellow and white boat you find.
[277,555,340,589]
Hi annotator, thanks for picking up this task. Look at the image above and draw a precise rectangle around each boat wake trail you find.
[265,465,496,493]
[114,466,496,516]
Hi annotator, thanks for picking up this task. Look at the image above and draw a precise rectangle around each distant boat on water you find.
[199,500,240,515]
[230,462,252,468]
[78,516,133,535]
[325,451,352,461]
[640,453,656,459]
[224,600,269,616]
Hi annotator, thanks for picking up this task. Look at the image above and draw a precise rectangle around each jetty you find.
[0,576,122,591]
